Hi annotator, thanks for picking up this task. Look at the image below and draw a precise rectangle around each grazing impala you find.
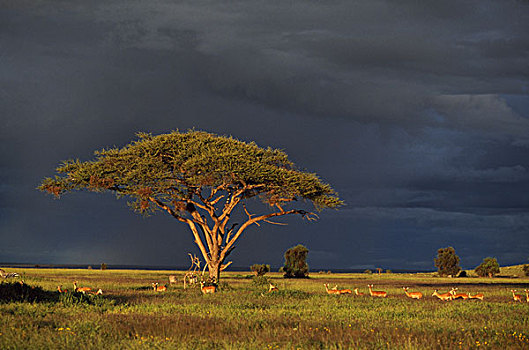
[368,284,387,298]
[73,281,92,294]
[152,283,167,292]
[432,290,453,301]
[353,288,364,296]
[450,288,469,300]
[403,287,423,299]
[468,292,484,300]
[200,281,216,294]
[511,290,522,302]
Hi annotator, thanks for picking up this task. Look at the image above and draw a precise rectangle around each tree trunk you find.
[208,261,221,283]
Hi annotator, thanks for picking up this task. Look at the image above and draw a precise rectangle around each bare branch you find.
[220,208,317,262]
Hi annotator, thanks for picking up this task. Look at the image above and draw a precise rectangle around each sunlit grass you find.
[0,268,528,349]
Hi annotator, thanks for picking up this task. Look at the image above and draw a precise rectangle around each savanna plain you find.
[1,267,528,349]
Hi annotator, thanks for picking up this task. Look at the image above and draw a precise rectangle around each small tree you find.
[250,264,270,276]
[434,247,461,277]
[474,257,500,278]
[283,244,309,278]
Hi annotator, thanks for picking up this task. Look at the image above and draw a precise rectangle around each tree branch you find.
[220,209,317,262]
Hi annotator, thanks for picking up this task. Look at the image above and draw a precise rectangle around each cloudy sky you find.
[1,0,528,271]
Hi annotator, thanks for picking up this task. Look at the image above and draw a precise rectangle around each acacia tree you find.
[39,130,342,281]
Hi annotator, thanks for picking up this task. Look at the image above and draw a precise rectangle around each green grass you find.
[1,268,528,349]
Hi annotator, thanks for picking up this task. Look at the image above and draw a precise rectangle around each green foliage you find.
[282,244,309,278]
[251,275,270,287]
[39,130,343,211]
[474,257,500,278]
[250,264,270,276]
[434,246,461,277]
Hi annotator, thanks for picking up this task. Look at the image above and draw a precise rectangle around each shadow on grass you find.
[0,281,110,306]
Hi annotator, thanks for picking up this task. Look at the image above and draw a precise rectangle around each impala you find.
[403,287,423,299]
[57,285,68,293]
[73,281,92,294]
[432,289,453,301]
[89,289,103,295]
[467,292,484,300]
[511,290,522,302]
[449,288,469,300]
[353,288,364,296]
[324,283,351,295]
[200,281,216,294]
[368,284,387,298]
[152,283,167,292]
[268,283,279,293]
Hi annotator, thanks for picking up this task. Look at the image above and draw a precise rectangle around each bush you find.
[100,263,107,271]
[434,247,461,277]
[457,270,467,278]
[364,269,372,274]
[252,275,270,287]
[475,257,500,278]
[523,264,529,277]
[282,244,309,278]
[250,264,270,276]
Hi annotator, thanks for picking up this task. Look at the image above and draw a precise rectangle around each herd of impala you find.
[55,279,529,302]
[323,284,529,302]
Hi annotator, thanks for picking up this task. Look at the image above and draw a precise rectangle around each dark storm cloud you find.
[1,0,528,269]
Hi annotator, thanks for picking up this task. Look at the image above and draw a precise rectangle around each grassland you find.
[0,267,528,349]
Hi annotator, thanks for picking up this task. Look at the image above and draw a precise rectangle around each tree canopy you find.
[434,246,461,277]
[40,130,342,280]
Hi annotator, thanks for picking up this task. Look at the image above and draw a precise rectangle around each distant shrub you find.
[434,247,461,277]
[385,270,392,274]
[250,264,270,276]
[282,244,309,278]
[457,270,467,278]
[100,263,107,271]
[523,264,529,277]
[475,257,500,278]
[364,269,372,274]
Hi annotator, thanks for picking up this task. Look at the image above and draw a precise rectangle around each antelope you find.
[353,288,364,296]
[152,283,167,292]
[432,290,453,301]
[73,281,92,294]
[449,288,469,300]
[403,287,423,299]
[368,284,387,298]
[468,292,484,300]
[525,290,529,303]
[57,285,68,293]
[511,290,522,302]
[200,281,216,294]
[89,289,103,295]
[268,283,279,293]
[324,284,351,295]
